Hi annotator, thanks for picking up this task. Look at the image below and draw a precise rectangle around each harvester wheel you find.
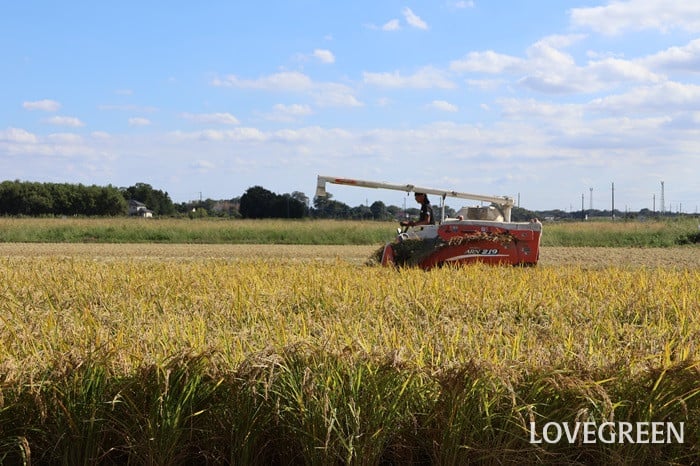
[380,243,395,267]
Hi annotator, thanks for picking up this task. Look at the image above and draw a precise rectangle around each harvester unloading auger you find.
[316,176,542,269]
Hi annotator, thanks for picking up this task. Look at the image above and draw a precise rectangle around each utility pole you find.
[611,182,615,221]
[660,181,665,215]
[582,193,585,220]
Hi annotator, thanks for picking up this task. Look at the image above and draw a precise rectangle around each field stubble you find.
[1,242,699,268]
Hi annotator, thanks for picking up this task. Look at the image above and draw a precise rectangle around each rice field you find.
[1,241,699,464]
[2,242,700,268]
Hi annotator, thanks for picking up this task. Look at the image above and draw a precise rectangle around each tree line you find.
[0,181,409,220]
[0,181,175,216]
[237,185,426,220]
[2,180,544,221]
[0,180,126,216]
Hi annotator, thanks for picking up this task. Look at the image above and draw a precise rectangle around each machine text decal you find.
[465,248,499,255]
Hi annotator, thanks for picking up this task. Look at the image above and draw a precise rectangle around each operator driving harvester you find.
[315,175,542,269]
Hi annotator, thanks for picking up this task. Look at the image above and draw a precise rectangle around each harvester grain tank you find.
[315,176,542,269]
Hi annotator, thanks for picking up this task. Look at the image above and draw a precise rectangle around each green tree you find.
[0,180,25,215]
[350,205,371,220]
[96,185,128,216]
[0,181,127,216]
[239,186,278,218]
[122,183,175,216]
[370,201,389,220]
[290,191,309,207]
[313,194,351,218]
[25,182,53,215]
[274,193,306,218]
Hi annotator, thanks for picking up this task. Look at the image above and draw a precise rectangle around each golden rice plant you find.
[1,254,699,464]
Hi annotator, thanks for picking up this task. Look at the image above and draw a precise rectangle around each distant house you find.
[128,199,153,217]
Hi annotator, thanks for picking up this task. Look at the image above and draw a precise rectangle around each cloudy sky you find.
[2,0,699,212]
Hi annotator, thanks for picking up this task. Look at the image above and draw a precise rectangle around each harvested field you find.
[0,242,698,268]
[540,246,700,268]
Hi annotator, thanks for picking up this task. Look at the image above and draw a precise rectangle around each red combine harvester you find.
[316,176,542,269]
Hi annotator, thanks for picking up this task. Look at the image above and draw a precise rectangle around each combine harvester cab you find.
[316,176,542,269]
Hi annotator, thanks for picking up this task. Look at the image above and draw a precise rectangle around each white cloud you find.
[212,71,313,91]
[171,127,267,142]
[587,57,662,84]
[267,104,313,122]
[587,82,700,115]
[0,126,103,160]
[274,104,313,116]
[363,66,456,89]
[537,33,587,49]
[0,127,38,144]
[91,131,111,139]
[570,0,700,35]
[526,38,577,70]
[98,104,158,113]
[190,159,215,172]
[642,38,700,72]
[429,100,458,112]
[213,71,361,108]
[498,98,582,121]
[371,9,428,32]
[23,99,61,112]
[452,35,662,95]
[5,113,691,211]
[181,112,240,125]
[450,50,524,74]
[515,40,593,94]
[451,1,475,8]
[47,133,83,144]
[466,79,503,91]
[518,41,664,95]
[270,126,352,144]
[402,7,428,30]
[313,49,335,64]
[45,116,85,127]
[128,117,151,127]
[382,19,400,31]
[312,83,364,107]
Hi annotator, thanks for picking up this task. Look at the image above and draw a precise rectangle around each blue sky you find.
[2,0,699,212]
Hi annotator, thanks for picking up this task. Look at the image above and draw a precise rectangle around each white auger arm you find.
[315,175,514,222]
